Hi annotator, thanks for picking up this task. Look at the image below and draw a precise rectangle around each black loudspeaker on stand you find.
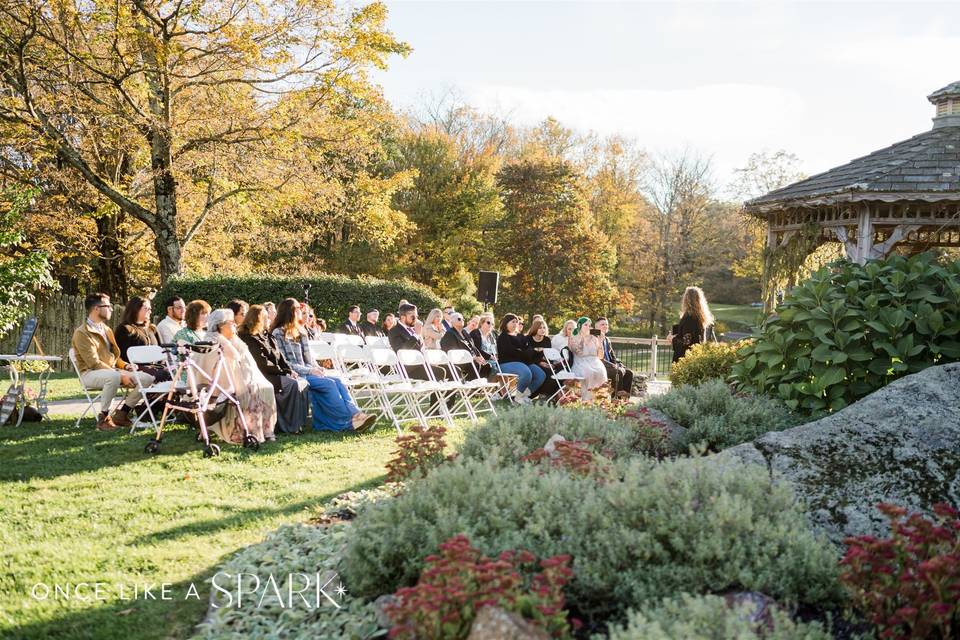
[477,271,499,311]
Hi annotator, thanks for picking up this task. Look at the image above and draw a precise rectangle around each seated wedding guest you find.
[173,300,211,345]
[156,296,186,344]
[524,318,560,400]
[303,304,321,340]
[359,309,384,337]
[339,305,363,336]
[470,312,502,375]
[596,317,634,399]
[440,312,489,380]
[263,302,277,328]
[226,299,248,328]
[271,298,375,432]
[422,308,444,349]
[381,313,396,334]
[497,313,546,403]
[466,315,480,334]
[388,303,447,381]
[239,304,308,435]
[670,286,718,362]
[442,306,456,331]
[72,293,155,431]
[199,308,276,443]
[114,296,171,383]
[552,320,576,367]
[569,317,608,401]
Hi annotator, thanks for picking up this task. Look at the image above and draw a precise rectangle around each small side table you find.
[0,355,63,427]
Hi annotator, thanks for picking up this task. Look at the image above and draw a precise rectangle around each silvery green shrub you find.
[647,378,803,451]
[605,593,830,640]
[457,404,640,464]
[341,456,842,625]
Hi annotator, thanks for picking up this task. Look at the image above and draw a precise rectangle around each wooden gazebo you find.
[745,81,960,266]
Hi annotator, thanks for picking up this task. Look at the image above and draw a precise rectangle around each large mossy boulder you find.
[723,362,960,545]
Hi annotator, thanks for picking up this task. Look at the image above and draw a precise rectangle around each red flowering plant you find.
[385,424,452,483]
[840,502,960,639]
[384,534,578,639]
[521,438,612,478]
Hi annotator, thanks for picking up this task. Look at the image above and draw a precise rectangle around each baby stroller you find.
[144,341,258,458]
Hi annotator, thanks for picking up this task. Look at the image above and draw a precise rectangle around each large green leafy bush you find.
[732,253,960,413]
[606,593,830,640]
[670,341,741,387]
[0,187,54,338]
[647,378,804,451]
[154,273,444,326]
[341,457,841,625]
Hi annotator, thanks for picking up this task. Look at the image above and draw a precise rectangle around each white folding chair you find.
[308,340,342,376]
[368,348,429,432]
[342,334,365,347]
[319,332,336,343]
[69,347,126,428]
[425,349,475,423]
[126,345,176,434]
[396,349,454,427]
[445,349,499,419]
[364,335,389,348]
[542,347,584,403]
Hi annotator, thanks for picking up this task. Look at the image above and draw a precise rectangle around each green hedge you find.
[154,273,445,326]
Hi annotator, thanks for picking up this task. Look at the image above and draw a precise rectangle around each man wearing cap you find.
[358,309,384,338]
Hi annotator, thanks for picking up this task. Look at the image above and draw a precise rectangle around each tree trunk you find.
[148,130,182,285]
[94,212,129,301]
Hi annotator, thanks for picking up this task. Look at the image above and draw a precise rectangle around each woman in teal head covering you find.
[573,316,590,336]
[568,316,607,400]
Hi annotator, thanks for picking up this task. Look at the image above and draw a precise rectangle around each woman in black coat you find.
[238,304,309,434]
[670,286,718,362]
[115,296,170,382]
[496,313,546,403]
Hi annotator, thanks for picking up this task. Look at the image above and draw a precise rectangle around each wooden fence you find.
[0,293,126,371]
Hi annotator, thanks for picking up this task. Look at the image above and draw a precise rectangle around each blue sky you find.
[373,1,960,187]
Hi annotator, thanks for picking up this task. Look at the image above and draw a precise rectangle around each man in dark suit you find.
[339,305,363,336]
[440,313,489,380]
[596,317,634,399]
[358,309,384,338]
[388,303,447,381]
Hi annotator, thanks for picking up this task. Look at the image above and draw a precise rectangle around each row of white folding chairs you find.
[308,341,499,433]
[316,332,390,348]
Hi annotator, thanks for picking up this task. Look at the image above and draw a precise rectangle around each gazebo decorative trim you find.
[745,81,960,267]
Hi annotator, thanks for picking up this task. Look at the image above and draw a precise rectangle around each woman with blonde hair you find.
[551,319,577,366]
[421,308,444,349]
[670,286,718,362]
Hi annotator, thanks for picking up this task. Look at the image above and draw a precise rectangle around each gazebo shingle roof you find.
[745,125,960,213]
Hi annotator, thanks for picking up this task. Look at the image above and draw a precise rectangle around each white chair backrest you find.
[319,332,336,343]
[127,345,166,365]
[365,336,388,347]
[335,343,368,364]
[68,348,82,377]
[397,349,426,367]
[309,341,338,362]
[445,349,473,366]
[424,349,449,367]
[369,347,399,367]
[543,347,564,363]
[343,334,365,346]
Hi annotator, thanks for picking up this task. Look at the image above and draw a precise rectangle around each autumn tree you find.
[0,0,409,285]
[494,159,616,323]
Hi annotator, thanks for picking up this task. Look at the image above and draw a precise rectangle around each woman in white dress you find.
[568,316,608,401]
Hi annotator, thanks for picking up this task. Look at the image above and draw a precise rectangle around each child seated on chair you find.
[71,293,154,431]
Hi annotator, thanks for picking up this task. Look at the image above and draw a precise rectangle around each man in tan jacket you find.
[72,293,155,431]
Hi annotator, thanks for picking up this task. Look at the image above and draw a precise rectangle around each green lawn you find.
[0,415,445,640]
[710,304,765,333]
